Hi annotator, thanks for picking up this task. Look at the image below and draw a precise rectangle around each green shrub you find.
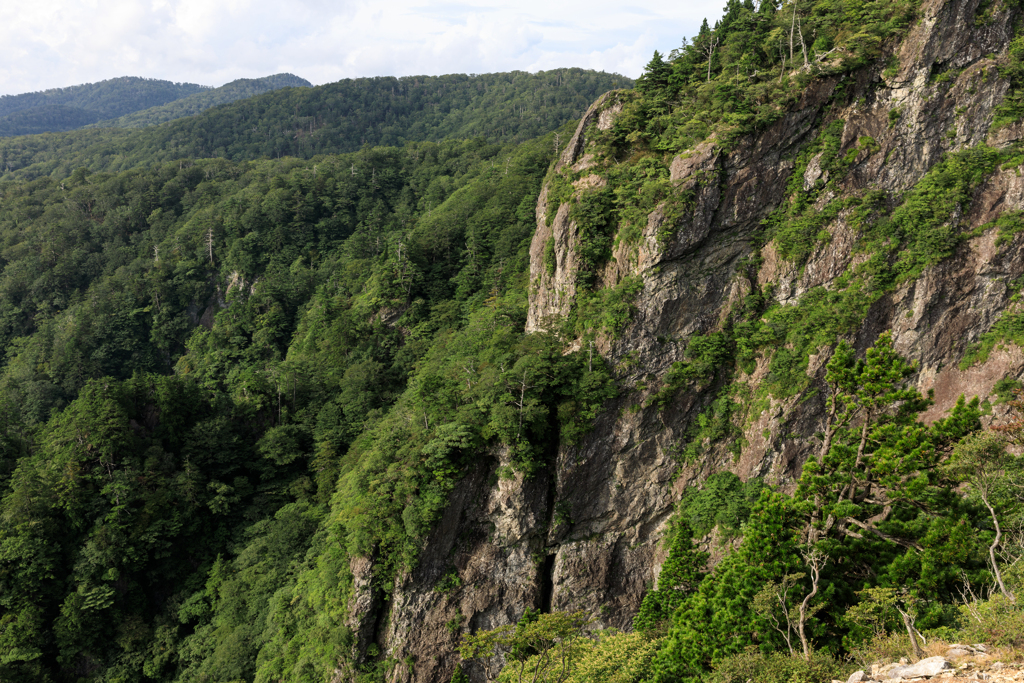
[992,32,1024,131]
[649,331,733,407]
[706,651,851,683]
[846,632,918,668]
[490,629,662,683]
[960,311,1024,368]
[957,593,1024,648]
[544,235,557,276]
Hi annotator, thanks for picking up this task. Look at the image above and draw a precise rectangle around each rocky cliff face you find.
[353,2,1024,681]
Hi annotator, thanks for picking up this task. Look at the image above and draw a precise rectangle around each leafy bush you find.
[559,631,663,683]
[649,332,733,407]
[957,593,1024,648]
[961,311,1024,368]
[992,32,1024,131]
[705,650,850,683]
[679,472,767,538]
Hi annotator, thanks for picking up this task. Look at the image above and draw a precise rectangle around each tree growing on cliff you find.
[633,520,708,633]
[797,332,981,558]
[649,491,803,682]
[945,425,1024,601]
[459,609,592,683]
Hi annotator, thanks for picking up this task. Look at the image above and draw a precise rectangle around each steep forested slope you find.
[0,77,208,136]
[2,0,1024,682]
[0,123,619,682]
[0,69,629,181]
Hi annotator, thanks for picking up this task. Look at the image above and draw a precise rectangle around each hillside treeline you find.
[0,69,629,181]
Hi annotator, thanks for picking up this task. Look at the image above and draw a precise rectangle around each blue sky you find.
[0,0,725,95]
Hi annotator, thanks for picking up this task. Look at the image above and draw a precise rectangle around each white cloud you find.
[0,0,725,96]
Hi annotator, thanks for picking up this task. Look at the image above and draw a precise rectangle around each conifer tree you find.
[633,520,708,633]
[650,491,802,682]
[636,51,672,94]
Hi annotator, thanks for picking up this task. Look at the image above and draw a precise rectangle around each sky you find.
[0,0,725,96]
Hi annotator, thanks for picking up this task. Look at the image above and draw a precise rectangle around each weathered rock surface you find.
[852,647,1024,683]
[886,657,954,680]
[347,2,1024,681]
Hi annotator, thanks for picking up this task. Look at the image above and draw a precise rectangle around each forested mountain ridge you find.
[0,77,207,119]
[0,69,630,181]
[0,77,209,136]
[0,74,313,138]
[2,0,1024,682]
[87,74,313,129]
[0,128,589,683]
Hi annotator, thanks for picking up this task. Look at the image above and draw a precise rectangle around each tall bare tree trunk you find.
[789,1,797,61]
[798,553,824,660]
[898,607,923,661]
[981,492,1014,601]
[797,15,809,66]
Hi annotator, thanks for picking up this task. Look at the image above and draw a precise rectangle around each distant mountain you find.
[90,73,312,129]
[0,104,104,137]
[0,76,207,136]
[0,69,631,179]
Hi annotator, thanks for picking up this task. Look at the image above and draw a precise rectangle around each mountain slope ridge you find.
[0,69,630,180]
[86,73,312,129]
[0,76,208,136]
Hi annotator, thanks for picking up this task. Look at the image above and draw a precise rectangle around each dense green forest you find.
[88,75,312,130]
[0,69,629,182]
[0,122,619,682]
[1,0,1023,680]
[0,78,209,137]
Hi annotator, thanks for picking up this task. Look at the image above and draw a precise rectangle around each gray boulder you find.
[884,657,953,680]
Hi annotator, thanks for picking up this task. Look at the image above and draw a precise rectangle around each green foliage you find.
[678,472,767,538]
[726,135,1009,406]
[798,336,986,600]
[992,31,1024,131]
[644,333,1007,680]
[1,1,1021,681]
[570,275,645,339]
[634,521,709,633]
[0,111,619,682]
[764,121,880,264]
[673,394,742,464]
[544,236,557,276]
[992,210,1024,247]
[608,0,914,158]
[993,376,1023,403]
[880,145,1002,284]
[649,332,733,407]
[961,310,1024,368]
[650,491,804,682]
[957,593,1024,648]
[705,650,849,683]
[0,77,208,136]
[570,186,617,288]
[843,587,919,643]
[461,609,592,683]
[495,629,663,683]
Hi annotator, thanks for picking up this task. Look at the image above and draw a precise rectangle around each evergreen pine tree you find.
[634,520,708,633]
[650,491,801,682]
[636,51,672,94]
